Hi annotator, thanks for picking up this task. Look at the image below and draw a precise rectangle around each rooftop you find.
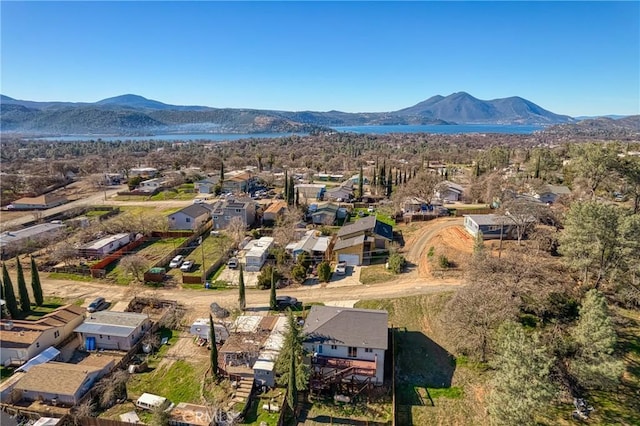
[0,223,65,248]
[80,233,130,250]
[171,204,212,218]
[303,306,388,350]
[1,305,85,347]
[14,361,102,396]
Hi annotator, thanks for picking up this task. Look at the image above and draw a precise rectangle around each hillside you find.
[543,115,640,139]
[395,92,573,124]
[0,92,575,135]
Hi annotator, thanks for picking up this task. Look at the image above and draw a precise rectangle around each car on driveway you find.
[227,258,239,269]
[87,297,107,313]
[169,255,184,268]
[275,296,299,310]
[335,261,347,275]
[180,260,194,272]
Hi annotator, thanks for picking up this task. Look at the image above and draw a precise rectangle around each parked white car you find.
[180,260,194,272]
[335,261,347,275]
[169,255,184,268]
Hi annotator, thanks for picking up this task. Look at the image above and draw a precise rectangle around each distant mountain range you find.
[0,92,576,136]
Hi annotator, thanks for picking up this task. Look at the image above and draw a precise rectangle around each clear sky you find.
[1,1,638,116]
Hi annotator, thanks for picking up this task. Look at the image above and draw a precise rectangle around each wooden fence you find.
[89,237,148,277]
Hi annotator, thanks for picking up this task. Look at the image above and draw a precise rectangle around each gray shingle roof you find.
[303,306,388,350]
[336,215,376,237]
[174,204,211,218]
[333,234,365,251]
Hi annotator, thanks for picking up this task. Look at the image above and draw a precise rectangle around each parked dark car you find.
[210,302,230,319]
[88,297,107,313]
[275,296,299,310]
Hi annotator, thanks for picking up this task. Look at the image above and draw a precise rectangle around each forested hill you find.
[1,92,575,135]
[543,115,640,140]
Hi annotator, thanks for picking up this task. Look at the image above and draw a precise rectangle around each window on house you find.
[213,216,218,220]
[54,331,60,338]
[99,335,103,339]
[348,347,357,358]
[107,336,111,340]
[186,218,191,222]
[365,348,373,353]
[331,345,337,350]
[235,209,242,213]
[36,342,40,348]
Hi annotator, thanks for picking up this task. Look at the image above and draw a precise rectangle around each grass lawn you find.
[47,272,93,282]
[85,209,113,218]
[359,264,396,285]
[0,366,15,382]
[17,297,67,320]
[306,396,392,424]
[126,329,207,404]
[105,237,188,285]
[179,234,231,280]
[349,209,395,227]
[355,294,490,426]
[241,388,285,425]
[149,185,195,201]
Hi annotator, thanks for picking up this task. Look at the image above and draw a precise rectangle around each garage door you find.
[338,254,360,266]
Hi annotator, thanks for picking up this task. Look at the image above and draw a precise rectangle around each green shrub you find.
[318,262,332,282]
[438,255,450,269]
[387,253,406,274]
[291,264,307,283]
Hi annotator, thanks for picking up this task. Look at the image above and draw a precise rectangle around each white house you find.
[0,223,65,258]
[303,306,388,386]
[74,311,152,351]
[243,237,274,272]
[435,181,464,203]
[1,305,86,366]
[138,178,166,192]
[168,204,211,231]
[77,233,132,259]
[129,167,158,178]
[285,229,331,263]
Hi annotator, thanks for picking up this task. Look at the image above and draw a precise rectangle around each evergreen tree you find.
[209,314,219,380]
[277,311,309,395]
[269,268,277,310]
[2,263,19,318]
[288,176,295,206]
[473,231,485,257]
[570,289,624,390]
[15,257,30,313]
[287,346,297,414]
[238,264,246,310]
[534,155,541,179]
[386,170,393,197]
[219,161,225,185]
[488,321,556,426]
[358,165,364,199]
[30,256,44,307]
[284,170,288,199]
[318,261,332,283]
[295,188,299,207]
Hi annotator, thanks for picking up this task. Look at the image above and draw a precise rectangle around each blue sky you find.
[1,1,638,116]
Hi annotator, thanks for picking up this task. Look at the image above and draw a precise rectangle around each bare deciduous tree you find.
[120,254,148,282]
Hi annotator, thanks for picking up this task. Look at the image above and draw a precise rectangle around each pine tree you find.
[30,256,44,307]
[238,264,246,310]
[277,311,308,407]
[284,170,288,199]
[358,165,364,199]
[386,170,393,197]
[219,161,225,185]
[570,289,624,390]
[209,314,219,380]
[488,321,556,426]
[16,257,31,313]
[2,263,19,318]
[269,268,277,310]
[287,347,297,413]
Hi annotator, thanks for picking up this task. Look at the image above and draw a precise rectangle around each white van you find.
[135,393,175,411]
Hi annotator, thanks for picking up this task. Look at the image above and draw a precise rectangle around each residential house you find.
[129,167,159,179]
[219,316,270,379]
[9,194,68,210]
[168,204,212,231]
[13,357,113,405]
[310,203,342,226]
[333,215,393,266]
[221,171,254,194]
[74,311,152,351]
[534,184,571,204]
[253,316,287,388]
[194,177,219,195]
[262,201,288,224]
[303,306,388,386]
[463,214,534,240]
[347,174,369,185]
[325,182,354,202]
[295,184,326,202]
[315,173,344,182]
[138,178,167,192]
[210,197,257,230]
[435,181,464,203]
[244,237,274,272]
[285,229,331,263]
[104,173,123,186]
[77,233,133,259]
[0,223,65,258]
[0,305,86,366]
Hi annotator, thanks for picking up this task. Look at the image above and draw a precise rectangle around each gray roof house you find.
[535,184,571,204]
[168,204,212,231]
[74,311,152,351]
[333,215,393,266]
[303,306,388,386]
[211,197,257,230]
[0,223,65,259]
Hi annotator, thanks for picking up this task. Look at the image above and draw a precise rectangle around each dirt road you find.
[32,218,464,317]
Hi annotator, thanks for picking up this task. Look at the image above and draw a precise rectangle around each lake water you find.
[34,124,544,142]
[333,124,544,135]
